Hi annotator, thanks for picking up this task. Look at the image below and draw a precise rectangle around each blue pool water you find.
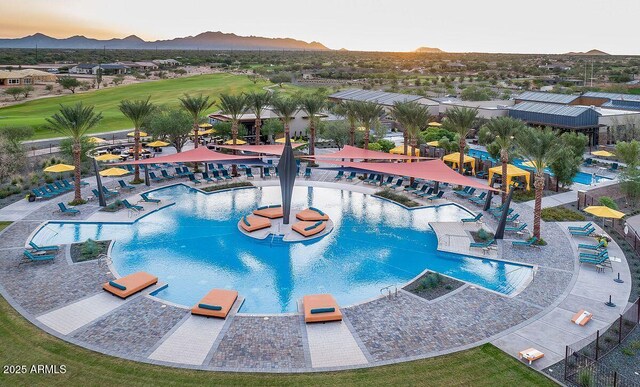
[31,185,532,313]
[467,148,612,185]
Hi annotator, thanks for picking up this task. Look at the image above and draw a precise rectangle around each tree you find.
[22,85,34,98]
[45,103,102,203]
[549,132,588,189]
[332,101,359,146]
[269,73,291,87]
[300,95,326,155]
[212,121,248,141]
[376,139,396,153]
[354,101,384,150]
[179,94,214,149]
[119,97,155,182]
[95,67,103,89]
[514,127,563,239]
[368,142,383,151]
[270,96,300,138]
[112,74,125,85]
[149,108,192,152]
[390,101,430,157]
[616,141,640,203]
[260,119,283,144]
[442,106,478,175]
[460,85,495,101]
[57,76,81,93]
[0,126,33,181]
[245,92,272,145]
[479,117,526,201]
[218,93,249,175]
[4,87,23,101]
[317,120,349,149]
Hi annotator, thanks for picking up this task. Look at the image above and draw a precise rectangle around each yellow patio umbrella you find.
[88,136,107,144]
[428,122,442,127]
[44,163,75,173]
[426,140,440,147]
[584,205,625,226]
[127,131,148,137]
[99,167,130,177]
[198,123,213,129]
[147,140,170,147]
[95,153,122,162]
[224,139,247,145]
[192,129,214,136]
[591,150,614,157]
[390,145,420,156]
[356,126,367,131]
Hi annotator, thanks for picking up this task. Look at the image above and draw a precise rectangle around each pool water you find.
[32,185,532,313]
[467,148,611,185]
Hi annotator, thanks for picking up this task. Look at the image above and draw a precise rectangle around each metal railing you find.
[380,284,398,299]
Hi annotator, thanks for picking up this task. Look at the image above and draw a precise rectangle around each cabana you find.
[488,164,531,190]
[389,145,420,157]
[442,153,476,175]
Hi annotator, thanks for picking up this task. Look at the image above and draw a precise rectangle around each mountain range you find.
[414,46,444,53]
[0,32,329,51]
[564,49,610,56]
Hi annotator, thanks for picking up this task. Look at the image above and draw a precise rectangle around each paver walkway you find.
[305,319,369,368]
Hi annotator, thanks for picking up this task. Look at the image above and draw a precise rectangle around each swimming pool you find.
[31,185,533,313]
[467,148,612,185]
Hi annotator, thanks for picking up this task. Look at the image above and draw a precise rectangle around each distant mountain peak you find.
[415,46,444,53]
[565,49,610,56]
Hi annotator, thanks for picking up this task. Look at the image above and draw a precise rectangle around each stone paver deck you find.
[305,319,369,368]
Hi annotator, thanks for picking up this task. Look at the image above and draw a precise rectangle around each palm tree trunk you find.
[500,150,508,203]
[403,130,408,162]
[309,119,316,156]
[284,122,290,137]
[349,122,355,146]
[193,121,199,149]
[73,142,81,202]
[409,137,417,185]
[254,118,261,145]
[458,136,466,175]
[231,122,238,176]
[364,126,370,150]
[533,171,544,239]
[134,128,140,181]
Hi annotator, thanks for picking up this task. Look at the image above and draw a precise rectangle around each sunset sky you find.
[2,0,638,54]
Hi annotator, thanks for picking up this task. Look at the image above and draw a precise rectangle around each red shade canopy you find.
[217,143,305,156]
[306,145,424,160]
[115,147,258,165]
[322,159,499,192]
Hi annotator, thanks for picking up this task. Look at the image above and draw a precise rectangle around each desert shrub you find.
[477,228,491,241]
[541,207,586,221]
[81,239,100,259]
[598,196,618,210]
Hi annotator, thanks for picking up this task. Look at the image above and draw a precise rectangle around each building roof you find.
[75,63,97,69]
[515,91,580,104]
[99,64,127,70]
[509,102,594,117]
[0,69,57,80]
[582,91,640,102]
[601,100,640,112]
[329,89,435,106]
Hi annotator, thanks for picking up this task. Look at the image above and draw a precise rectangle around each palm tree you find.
[300,95,326,155]
[479,116,526,202]
[354,101,384,150]
[442,106,478,175]
[332,101,359,146]
[270,96,300,138]
[245,92,272,145]
[391,101,430,157]
[179,94,214,149]
[218,93,248,176]
[45,103,102,203]
[514,127,563,239]
[119,97,155,182]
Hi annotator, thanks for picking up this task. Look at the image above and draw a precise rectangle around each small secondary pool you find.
[31,185,533,313]
[467,148,612,185]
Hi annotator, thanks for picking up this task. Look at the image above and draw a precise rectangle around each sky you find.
[1,0,639,54]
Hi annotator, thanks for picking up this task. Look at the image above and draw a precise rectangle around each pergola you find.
[488,164,531,190]
[442,153,476,176]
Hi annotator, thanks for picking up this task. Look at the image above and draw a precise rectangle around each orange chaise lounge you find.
[191,289,239,318]
[292,220,326,237]
[253,204,284,219]
[303,294,343,323]
[103,272,158,299]
[240,215,271,232]
[296,207,329,221]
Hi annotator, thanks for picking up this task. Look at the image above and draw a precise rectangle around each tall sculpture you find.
[277,133,297,224]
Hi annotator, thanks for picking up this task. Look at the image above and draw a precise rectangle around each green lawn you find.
[0,295,556,387]
[0,221,11,231]
[0,74,305,140]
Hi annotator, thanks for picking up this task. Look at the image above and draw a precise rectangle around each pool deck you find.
[0,167,633,373]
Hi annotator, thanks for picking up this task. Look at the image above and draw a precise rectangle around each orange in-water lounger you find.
[103,272,158,299]
[571,309,593,326]
[191,289,238,318]
[296,208,330,221]
[303,294,342,323]
[239,215,271,232]
[292,221,326,237]
[253,205,284,219]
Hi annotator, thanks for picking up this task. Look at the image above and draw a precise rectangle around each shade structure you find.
[307,145,422,161]
[95,153,122,162]
[147,140,170,147]
[127,131,148,137]
[44,163,75,173]
[442,152,476,175]
[429,122,442,127]
[218,143,305,156]
[583,206,625,219]
[114,146,258,166]
[88,136,107,144]
[198,123,213,129]
[192,129,214,136]
[275,137,305,144]
[224,139,247,145]
[592,150,614,157]
[488,164,530,190]
[426,141,440,147]
[320,159,499,192]
[390,145,420,157]
[99,167,129,177]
